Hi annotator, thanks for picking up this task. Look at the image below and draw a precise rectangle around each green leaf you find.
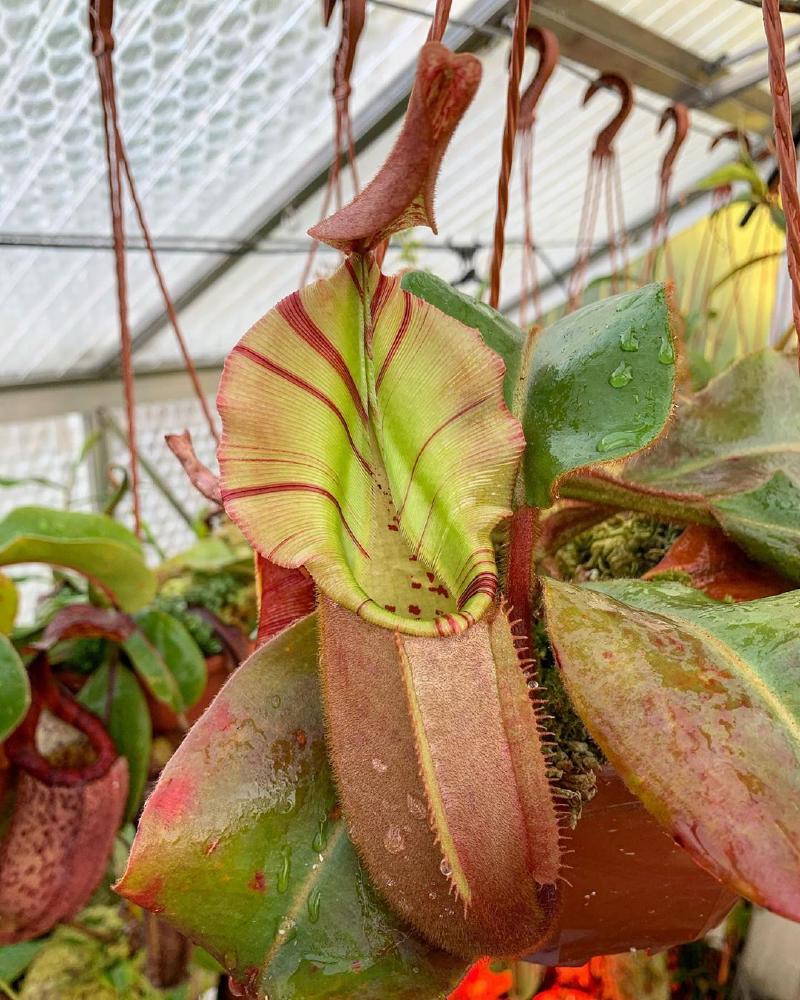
[78,663,152,823]
[121,628,183,712]
[696,161,766,196]
[712,472,800,581]
[520,285,676,506]
[218,258,522,636]
[402,275,677,507]
[116,616,465,999]
[135,610,207,710]
[0,940,46,983]
[0,634,29,743]
[0,508,155,612]
[542,577,800,920]
[0,574,17,634]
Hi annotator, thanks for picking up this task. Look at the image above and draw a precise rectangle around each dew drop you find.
[271,694,282,709]
[307,887,321,924]
[658,334,675,365]
[312,817,328,853]
[406,794,426,820]
[608,361,633,388]
[439,858,452,877]
[619,328,639,352]
[383,826,406,854]
[371,757,388,773]
[277,845,291,893]
[596,428,645,453]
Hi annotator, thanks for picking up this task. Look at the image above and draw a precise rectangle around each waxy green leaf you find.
[400,274,676,507]
[712,471,800,581]
[320,597,560,958]
[542,577,800,920]
[0,634,29,743]
[79,663,152,823]
[136,610,207,711]
[0,507,155,612]
[218,258,522,637]
[116,616,465,1000]
[121,628,183,712]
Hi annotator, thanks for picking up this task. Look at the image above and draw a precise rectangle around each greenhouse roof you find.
[0,0,795,404]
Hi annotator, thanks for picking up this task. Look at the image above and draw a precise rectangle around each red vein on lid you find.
[397,395,491,515]
[276,293,368,423]
[458,571,497,608]
[233,343,373,476]
[375,291,413,391]
[222,482,370,558]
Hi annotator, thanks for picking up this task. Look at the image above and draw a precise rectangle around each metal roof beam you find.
[530,0,777,131]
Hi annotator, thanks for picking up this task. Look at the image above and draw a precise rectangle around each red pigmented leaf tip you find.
[308,41,481,252]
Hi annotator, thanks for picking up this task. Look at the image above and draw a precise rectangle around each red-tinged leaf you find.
[644,523,795,601]
[309,42,481,252]
[218,256,522,637]
[319,596,561,958]
[36,605,136,647]
[116,616,466,999]
[542,577,800,920]
[527,769,736,966]
[0,759,127,944]
[255,553,316,645]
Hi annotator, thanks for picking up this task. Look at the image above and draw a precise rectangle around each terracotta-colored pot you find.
[526,768,737,966]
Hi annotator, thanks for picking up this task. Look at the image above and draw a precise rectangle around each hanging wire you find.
[762,0,800,367]
[488,0,531,309]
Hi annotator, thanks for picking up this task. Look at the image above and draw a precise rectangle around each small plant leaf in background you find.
[401,275,676,507]
[116,616,466,1000]
[121,629,183,712]
[0,507,155,612]
[79,663,153,822]
[0,573,18,634]
[218,257,522,637]
[542,577,800,921]
[135,610,207,711]
[0,634,29,743]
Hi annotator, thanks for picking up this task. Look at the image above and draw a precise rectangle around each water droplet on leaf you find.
[312,817,327,853]
[383,826,406,854]
[608,361,633,387]
[307,887,321,923]
[371,757,388,773]
[277,845,291,893]
[658,334,675,365]
[596,428,646,453]
[619,328,639,352]
[439,858,452,877]
[406,794,426,820]
[271,694,282,709]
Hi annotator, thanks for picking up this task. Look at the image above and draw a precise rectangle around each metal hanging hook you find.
[517,26,560,131]
[583,72,633,161]
[657,103,690,184]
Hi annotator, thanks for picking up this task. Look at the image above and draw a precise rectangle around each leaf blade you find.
[542,577,800,919]
[0,634,29,743]
[116,615,465,999]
